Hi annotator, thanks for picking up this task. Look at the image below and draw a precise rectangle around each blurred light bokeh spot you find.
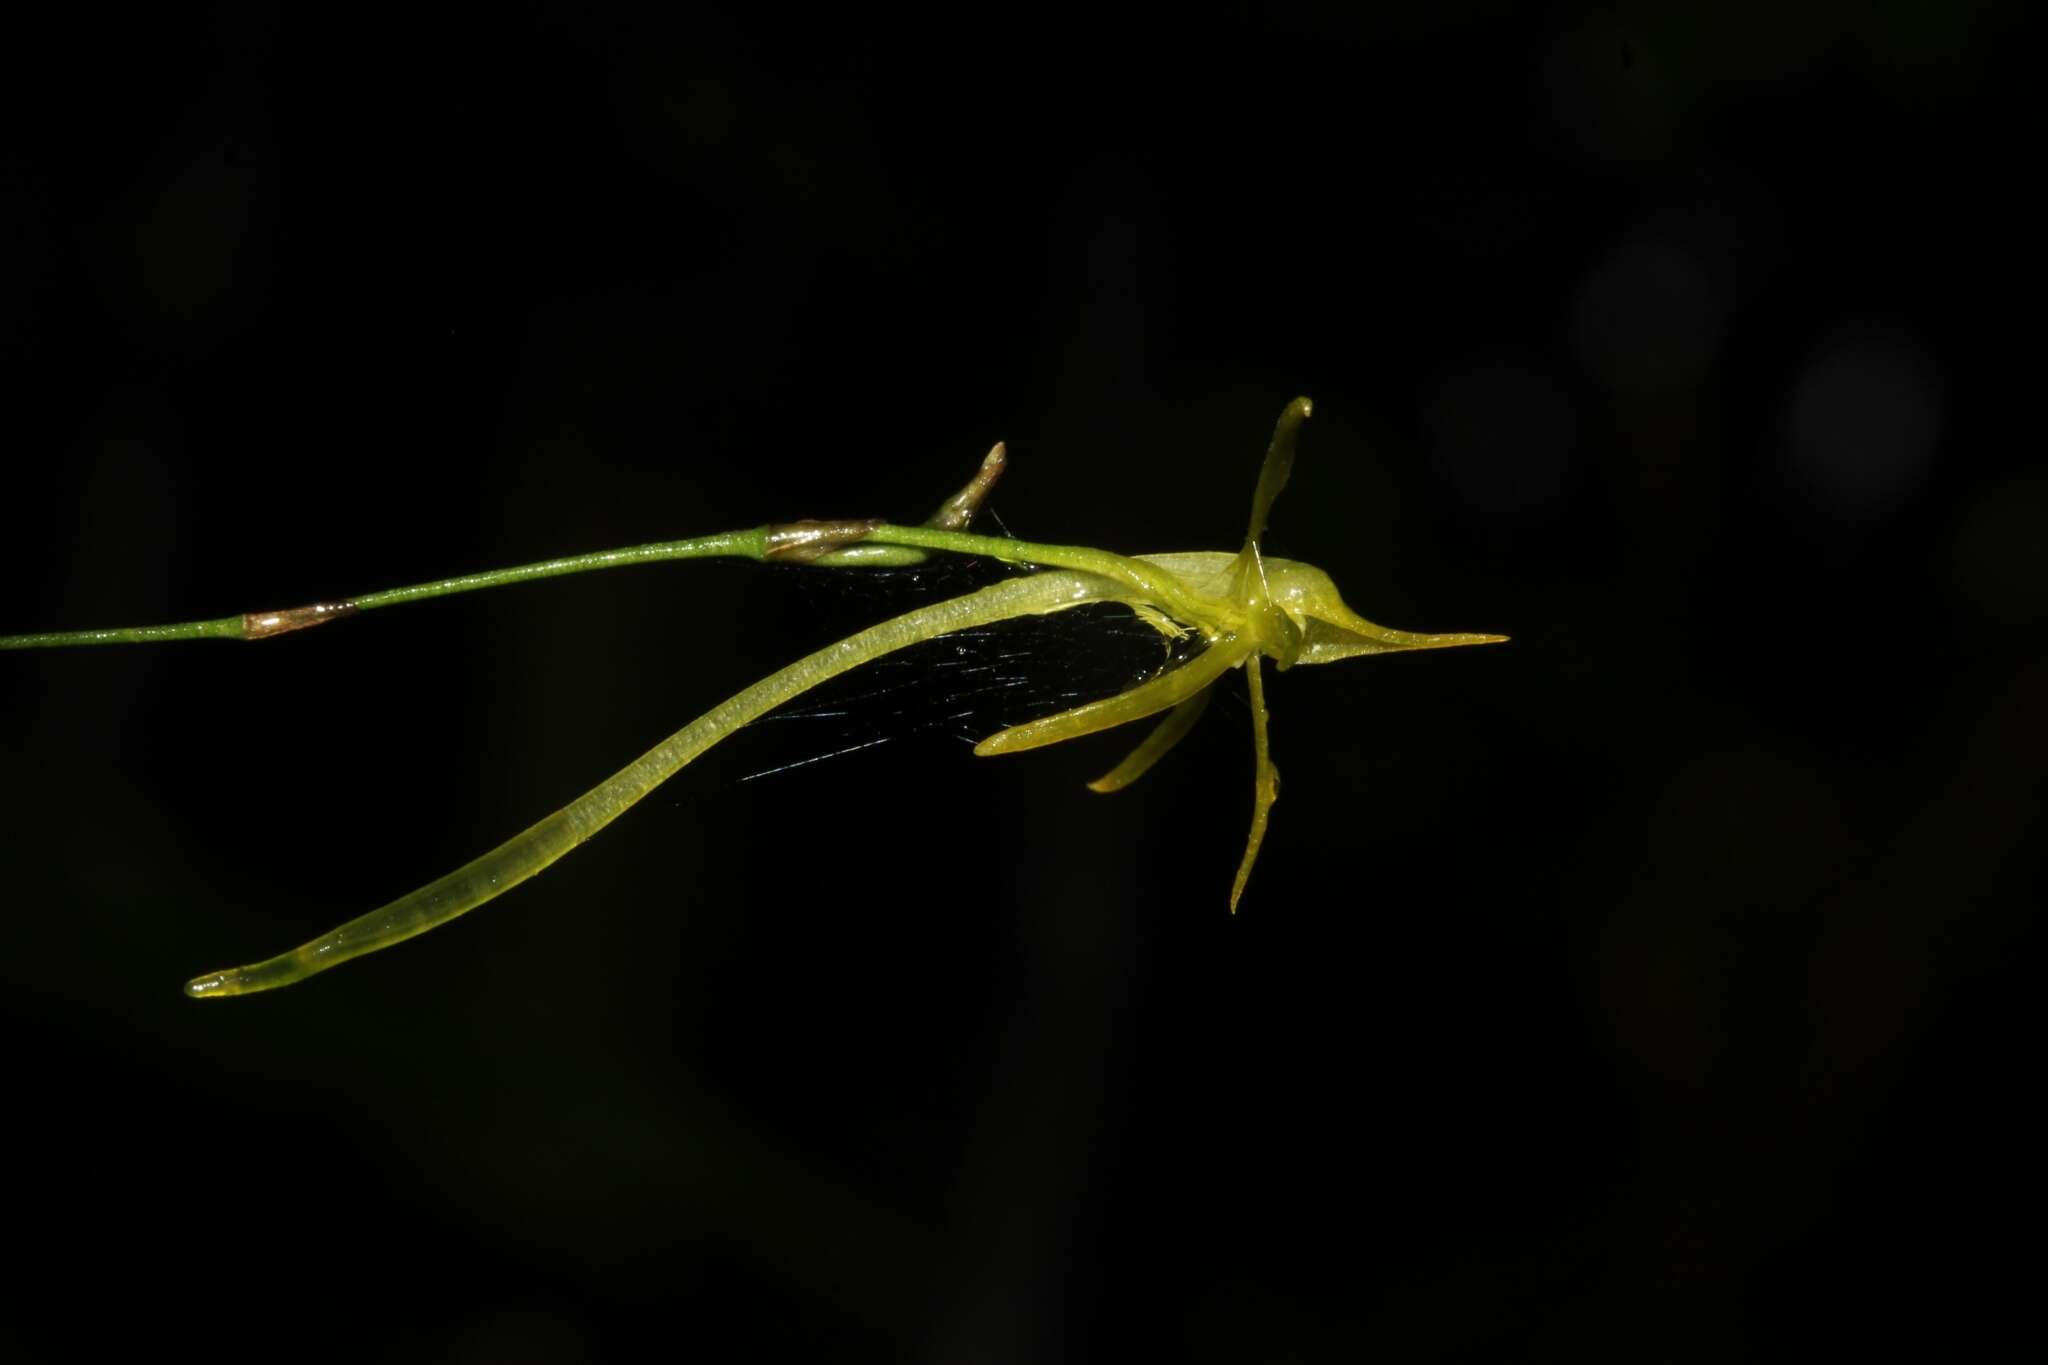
[1784,318,1943,522]
[1573,239,1724,400]
[1537,20,1674,168]
[1422,347,1582,535]
[1947,471,2048,631]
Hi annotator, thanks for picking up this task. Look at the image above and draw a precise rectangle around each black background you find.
[3,5,2040,1360]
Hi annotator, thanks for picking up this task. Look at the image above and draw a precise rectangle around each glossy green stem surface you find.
[0,531,771,648]
[0,524,1193,649]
